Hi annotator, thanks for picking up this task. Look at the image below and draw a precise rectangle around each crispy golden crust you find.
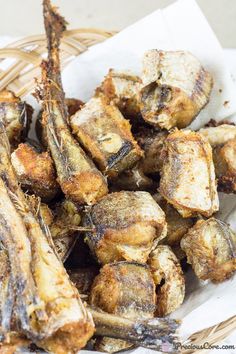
[140,50,213,129]
[148,245,185,316]
[84,191,167,264]
[181,218,236,282]
[11,143,59,202]
[0,332,30,354]
[199,124,236,147]
[70,94,143,178]
[98,69,141,117]
[90,262,156,353]
[160,129,219,218]
[0,90,32,149]
[213,139,236,193]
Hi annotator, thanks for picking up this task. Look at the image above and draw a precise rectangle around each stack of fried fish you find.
[0,0,235,353]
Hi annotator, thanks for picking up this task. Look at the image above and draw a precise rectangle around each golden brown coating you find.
[181,218,236,283]
[0,332,30,354]
[154,195,195,246]
[160,129,219,218]
[90,262,156,353]
[0,90,32,149]
[70,94,143,178]
[11,143,59,202]
[148,245,185,317]
[140,50,213,129]
[213,139,236,193]
[84,191,167,264]
[98,69,141,117]
[41,0,108,205]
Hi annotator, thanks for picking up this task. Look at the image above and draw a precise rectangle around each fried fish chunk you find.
[213,139,236,193]
[70,94,143,178]
[0,120,94,352]
[98,69,141,117]
[89,307,179,352]
[148,246,185,317]
[181,218,236,282]
[199,124,236,147]
[160,129,219,218]
[11,143,59,202]
[41,0,108,205]
[90,262,156,352]
[199,124,236,193]
[0,90,32,149]
[153,194,195,246]
[140,50,213,129]
[84,191,167,264]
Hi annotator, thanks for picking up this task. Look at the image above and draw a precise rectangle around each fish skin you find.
[181,218,236,282]
[41,0,108,205]
[90,261,156,353]
[160,129,219,218]
[0,90,32,150]
[70,94,143,179]
[84,191,167,265]
[140,50,213,130]
[148,245,185,317]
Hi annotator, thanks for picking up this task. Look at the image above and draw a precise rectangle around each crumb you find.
[224,100,230,107]
[219,89,222,93]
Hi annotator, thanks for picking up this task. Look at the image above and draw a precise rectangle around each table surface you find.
[0,0,235,48]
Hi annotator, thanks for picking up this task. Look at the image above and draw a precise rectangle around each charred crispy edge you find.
[217,174,236,194]
[90,307,179,350]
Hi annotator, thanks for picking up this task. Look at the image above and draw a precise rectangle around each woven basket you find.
[0,29,235,354]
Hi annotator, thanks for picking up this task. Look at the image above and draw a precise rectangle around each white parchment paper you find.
[1,0,236,352]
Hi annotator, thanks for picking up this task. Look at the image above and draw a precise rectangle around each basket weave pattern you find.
[0,29,235,353]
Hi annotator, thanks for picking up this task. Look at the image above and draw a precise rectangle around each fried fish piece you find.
[98,69,141,117]
[199,124,236,147]
[148,246,185,317]
[153,194,195,246]
[140,50,213,129]
[89,306,179,352]
[199,124,236,193]
[41,0,108,205]
[213,139,236,193]
[0,90,32,149]
[181,218,236,282]
[84,191,167,264]
[135,126,168,175]
[0,108,94,354]
[0,332,30,354]
[11,143,59,202]
[70,94,143,178]
[160,129,219,218]
[90,262,156,352]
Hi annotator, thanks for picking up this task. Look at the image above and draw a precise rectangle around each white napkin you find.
[62,0,236,131]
